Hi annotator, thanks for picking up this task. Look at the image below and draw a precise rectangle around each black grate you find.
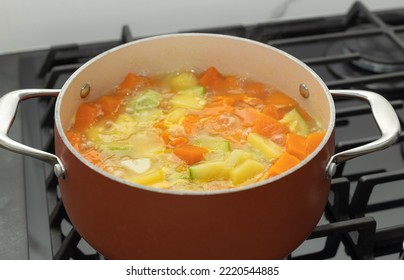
[19,1,404,259]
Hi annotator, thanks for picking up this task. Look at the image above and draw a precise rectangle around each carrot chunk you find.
[266,90,297,107]
[160,130,170,144]
[252,113,289,138]
[263,91,297,119]
[119,73,151,91]
[72,102,100,131]
[262,103,289,120]
[306,131,326,155]
[182,114,199,134]
[173,145,208,165]
[245,82,266,99]
[82,149,101,165]
[218,76,239,92]
[170,136,189,147]
[97,95,122,118]
[285,133,307,160]
[65,131,81,150]
[265,152,301,178]
[199,66,222,87]
[234,107,260,127]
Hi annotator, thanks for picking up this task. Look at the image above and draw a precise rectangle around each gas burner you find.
[326,41,404,93]
[343,25,404,73]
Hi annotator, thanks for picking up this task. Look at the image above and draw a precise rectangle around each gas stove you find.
[13,1,404,259]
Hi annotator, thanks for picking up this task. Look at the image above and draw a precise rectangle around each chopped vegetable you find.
[247,132,283,161]
[128,89,162,110]
[252,113,289,138]
[279,108,310,136]
[182,114,199,134]
[67,67,325,190]
[165,108,188,125]
[229,159,265,185]
[169,136,189,147]
[170,72,198,91]
[189,161,229,181]
[178,86,205,96]
[98,95,122,118]
[193,136,231,152]
[72,102,100,131]
[266,152,301,178]
[121,158,151,173]
[130,169,164,185]
[199,66,222,87]
[169,90,207,110]
[134,108,163,123]
[285,133,307,160]
[225,149,253,167]
[173,144,209,165]
[119,73,151,91]
[306,131,326,155]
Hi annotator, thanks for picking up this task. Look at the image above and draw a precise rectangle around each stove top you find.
[16,1,404,259]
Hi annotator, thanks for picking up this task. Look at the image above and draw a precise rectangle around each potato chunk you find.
[247,133,283,160]
[229,159,265,185]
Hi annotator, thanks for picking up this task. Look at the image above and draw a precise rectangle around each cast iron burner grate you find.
[19,1,404,259]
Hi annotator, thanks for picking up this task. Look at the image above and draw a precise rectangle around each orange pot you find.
[0,34,400,259]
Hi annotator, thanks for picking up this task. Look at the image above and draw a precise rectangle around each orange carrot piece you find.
[65,131,81,150]
[72,102,100,131]
[266,152,301,178]
[160,130,170,144]
[153,120,166,130]
[263,90,297,118]
[262,103,290,120]
[243,96,263,107]
[252,113,289,138]
[119,73,151,91]
[82,149,101,165]
[245,82,266,99]
[220,76,239,91]
[173,145,208,165]
[285,133,307,160]
[266,90,297,107]
[97,95,122,118]
[265,90,313,122]
[207,95,236,107]
[199,66,222,87]
[170,136,189,147]
[234,107,260,127]
[306,131,326,155]
[182,114,199,134]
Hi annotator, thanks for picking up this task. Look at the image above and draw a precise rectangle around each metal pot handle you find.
[0,89,66,179]
[326,89,401,179]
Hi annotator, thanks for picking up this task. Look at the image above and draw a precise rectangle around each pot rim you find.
[55,33,335,196]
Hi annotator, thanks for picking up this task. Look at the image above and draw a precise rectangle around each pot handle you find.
[326,89,401,179]
[0,89,66,179]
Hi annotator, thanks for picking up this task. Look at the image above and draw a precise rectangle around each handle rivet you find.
[54,164,66,179]
[299,83,310,98]
[80,83,91,98]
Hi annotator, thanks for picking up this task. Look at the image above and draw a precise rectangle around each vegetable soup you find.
[66,67,325,191]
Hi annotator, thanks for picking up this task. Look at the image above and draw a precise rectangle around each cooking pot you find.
[0,34,400,259]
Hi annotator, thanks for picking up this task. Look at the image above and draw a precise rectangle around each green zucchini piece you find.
[128,89,162,110]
